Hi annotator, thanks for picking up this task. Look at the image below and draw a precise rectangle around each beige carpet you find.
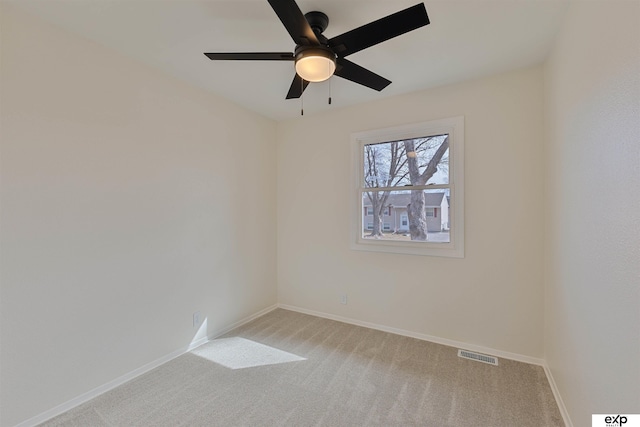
[41,309,563,426]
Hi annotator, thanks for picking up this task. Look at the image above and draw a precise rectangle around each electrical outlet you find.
[193,311,201,328]
[340,294,348,305]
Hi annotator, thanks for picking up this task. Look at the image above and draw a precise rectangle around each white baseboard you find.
[543,363,573,427]
[207,304,279,341]
[15,304,278,427]
[277,303,545,366]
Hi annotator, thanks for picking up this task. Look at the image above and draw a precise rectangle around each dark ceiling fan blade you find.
[334,58,391,91]
[328,3,429,58]
[285,73,310,99]
[267,0,319,46]
[204,52,294,61]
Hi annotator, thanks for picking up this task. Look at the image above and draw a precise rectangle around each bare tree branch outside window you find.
[363,135,449,240]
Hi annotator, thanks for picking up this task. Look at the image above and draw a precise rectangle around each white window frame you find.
[351,116,464,258]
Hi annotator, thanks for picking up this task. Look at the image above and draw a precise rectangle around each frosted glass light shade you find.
[295,49,336,82]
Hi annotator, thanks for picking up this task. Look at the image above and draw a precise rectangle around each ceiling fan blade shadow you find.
[334,58,391,91]
[268,0,319,46]
[286,73,310,99]
[204,52,294,61]
[328,3,429,58]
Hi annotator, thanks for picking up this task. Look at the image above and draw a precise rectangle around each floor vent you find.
[458,349,499,366]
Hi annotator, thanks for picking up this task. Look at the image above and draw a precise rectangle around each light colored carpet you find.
[41,309,563,426]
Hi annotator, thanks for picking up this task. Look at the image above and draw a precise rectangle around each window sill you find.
[351,238,464,258]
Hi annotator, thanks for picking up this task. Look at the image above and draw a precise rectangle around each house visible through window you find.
[351,117,464,257]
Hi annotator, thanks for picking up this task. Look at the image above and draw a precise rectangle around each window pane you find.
[361,189,450,243]
[363,135,449,188]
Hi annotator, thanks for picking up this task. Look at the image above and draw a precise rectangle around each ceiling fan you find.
[204,0,430,100]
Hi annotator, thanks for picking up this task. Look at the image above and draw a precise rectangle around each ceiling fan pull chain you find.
[328,79,332,105]
[301,78,304,116]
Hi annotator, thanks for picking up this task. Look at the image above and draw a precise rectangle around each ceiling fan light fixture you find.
[294,47,336,82]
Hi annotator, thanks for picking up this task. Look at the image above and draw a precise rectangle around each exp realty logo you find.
[606,415,628,426]
[593,414,640,427]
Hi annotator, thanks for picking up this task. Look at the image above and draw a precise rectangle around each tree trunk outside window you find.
[403,136,449,240]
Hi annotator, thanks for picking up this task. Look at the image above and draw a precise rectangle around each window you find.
[351,116,464,257]
[365,206,390,216]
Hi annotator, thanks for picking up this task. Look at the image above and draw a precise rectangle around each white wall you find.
[277,66,545,359]
[5,2,638,425]
[544,1,640,425]
[0,6,277,426]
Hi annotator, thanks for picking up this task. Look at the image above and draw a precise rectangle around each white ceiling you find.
[8,0,570,121]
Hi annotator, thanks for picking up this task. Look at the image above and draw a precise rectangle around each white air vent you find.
[458,349,498,366]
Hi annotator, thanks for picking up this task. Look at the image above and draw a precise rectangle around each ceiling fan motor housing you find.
[294,45,335,61]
